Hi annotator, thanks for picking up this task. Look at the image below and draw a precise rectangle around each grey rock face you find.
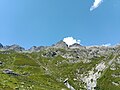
[69,43,85,49]
[29,46,45,52]
[81,62,106,90]
[3,44,25,51]
[29,46,37,51]
[52,40,68,48]
[43,51,57,57]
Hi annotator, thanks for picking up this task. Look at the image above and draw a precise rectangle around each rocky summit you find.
[0,41,120,90]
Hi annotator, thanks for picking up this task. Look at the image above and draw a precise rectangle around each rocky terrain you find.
[0,41,120,90]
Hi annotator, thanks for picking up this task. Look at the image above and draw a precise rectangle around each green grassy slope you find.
[0,49,120,90]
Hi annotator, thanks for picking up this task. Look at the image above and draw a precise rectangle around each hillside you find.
[0,41,120,90]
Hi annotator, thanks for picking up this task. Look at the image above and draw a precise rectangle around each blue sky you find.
[0,0,120,49]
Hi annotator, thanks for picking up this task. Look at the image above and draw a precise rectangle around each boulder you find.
[3,69,19,76]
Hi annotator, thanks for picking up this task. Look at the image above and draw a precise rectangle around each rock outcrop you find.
[0,43,3,49]
[52,40,68,48]
[28,46,45,52]
[69,43,85,49]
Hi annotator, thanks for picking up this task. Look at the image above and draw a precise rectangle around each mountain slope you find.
[0,42,120,90]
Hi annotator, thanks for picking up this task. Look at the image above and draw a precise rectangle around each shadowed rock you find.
[0,43,3,49]
[0,61,3,65]
[3,69,19,76]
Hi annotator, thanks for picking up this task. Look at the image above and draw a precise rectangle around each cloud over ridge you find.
[90,0,103,11]
[63,37,80,46]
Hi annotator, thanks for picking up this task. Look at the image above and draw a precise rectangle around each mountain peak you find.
[52,40,68,48]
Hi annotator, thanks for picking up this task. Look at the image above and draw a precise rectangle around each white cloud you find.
[90,0,103,11]
[90,43,111,47]
[101,43,111,47]
[63,37,80,46]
